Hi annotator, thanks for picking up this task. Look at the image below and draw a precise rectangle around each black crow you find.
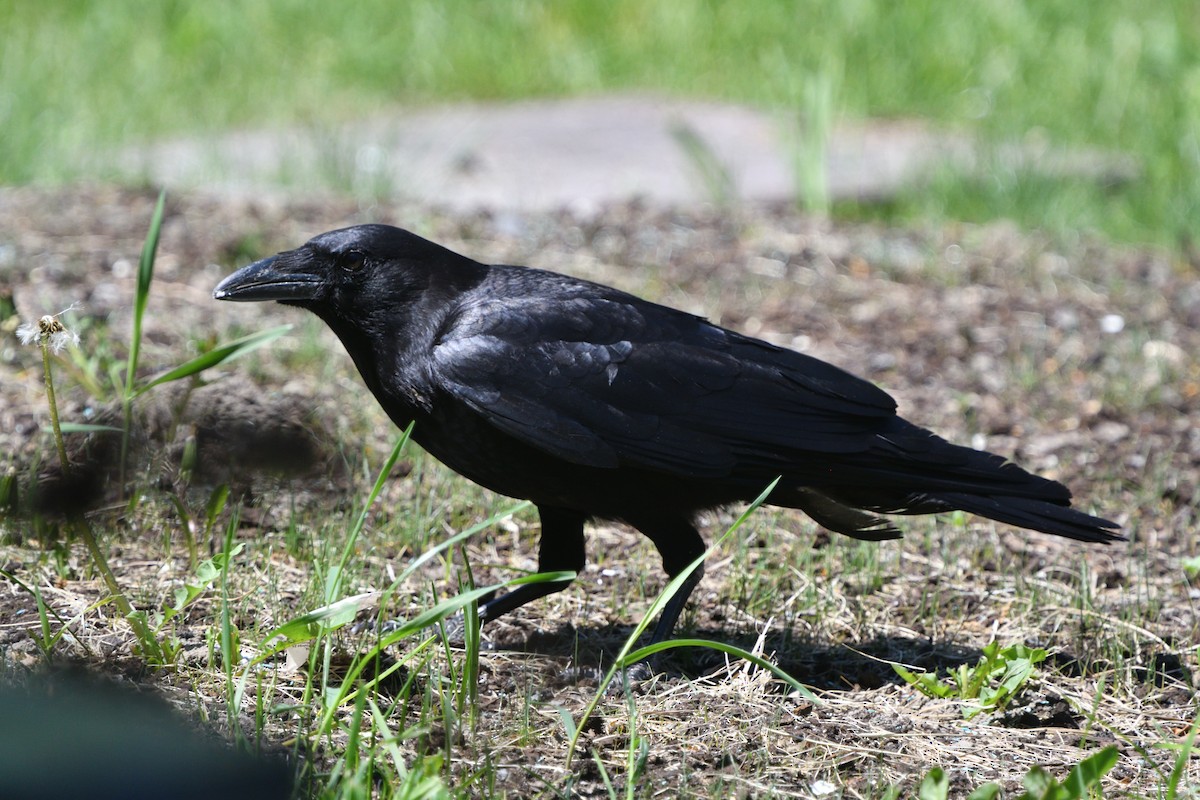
[214,224,1120,644]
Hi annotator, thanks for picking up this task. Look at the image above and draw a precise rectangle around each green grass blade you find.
[125,189,165,397]
[117,190,166,494]
[1167,710,1200,800]
[591,750,617,800]
[260,571,572,654]
[134,324,292,396]
[618,477,782,663]
[5,571,57,655]
[54,422,123,434]
[619,638,818,703]
[1021,765,1056,798]
[378,571,575,646]
[554,705,578,741]
[299,571,574,737]
[326,426,412,603]
[566,477,784,767]
[391,499,534,588]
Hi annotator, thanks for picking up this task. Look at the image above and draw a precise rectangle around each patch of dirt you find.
[1,184,1198,796]
[21,376,347,520]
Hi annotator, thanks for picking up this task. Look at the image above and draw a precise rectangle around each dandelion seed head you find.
[48,328,80,354]
[16,303,83,352]
[16,322,38,345]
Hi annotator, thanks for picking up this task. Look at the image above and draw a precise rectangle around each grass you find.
[1,190,1196,796]
[2,1,1200,246]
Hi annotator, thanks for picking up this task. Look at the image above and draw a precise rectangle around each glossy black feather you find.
[214,224,1122,644]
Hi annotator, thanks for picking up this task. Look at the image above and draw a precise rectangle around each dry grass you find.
[1,186,1197,797]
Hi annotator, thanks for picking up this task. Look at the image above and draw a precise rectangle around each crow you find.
[214,224,1121,644]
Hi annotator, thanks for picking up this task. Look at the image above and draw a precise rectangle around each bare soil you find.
[1,185,1197,797]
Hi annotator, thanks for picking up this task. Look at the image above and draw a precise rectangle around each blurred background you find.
[2,0,1197,246]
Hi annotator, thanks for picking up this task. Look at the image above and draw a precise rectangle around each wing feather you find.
[431,286,897,477]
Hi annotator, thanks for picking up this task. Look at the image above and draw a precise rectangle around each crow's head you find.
[213,224,481,314]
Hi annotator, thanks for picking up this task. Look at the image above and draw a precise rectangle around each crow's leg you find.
[478,505,586,622]
[626,515,707,646]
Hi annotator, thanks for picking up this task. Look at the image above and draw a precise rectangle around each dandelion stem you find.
[72,520,137,621]
[39,338,70,475]
[39,331,149,648]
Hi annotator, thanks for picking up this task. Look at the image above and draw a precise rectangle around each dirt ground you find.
[1,185,1198,797]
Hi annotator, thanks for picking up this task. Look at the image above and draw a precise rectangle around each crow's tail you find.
[927,491,1121,543]
[780,417,1122,544]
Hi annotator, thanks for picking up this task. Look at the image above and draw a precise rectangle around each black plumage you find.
[214,224,1121,643]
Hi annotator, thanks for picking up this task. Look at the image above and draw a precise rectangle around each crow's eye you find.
[339,249,366,271]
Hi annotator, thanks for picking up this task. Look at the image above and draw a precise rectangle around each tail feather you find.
[932,491,1122,543]
[787,488,904,541]
[782,418,1122,544]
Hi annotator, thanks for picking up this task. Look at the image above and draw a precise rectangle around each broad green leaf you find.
[917,767,949,800]
[1061,746,1119,798]
[1021,765,1057,799]
[894,663,955,699]
[267,590,381,644]
[967,783,1003,800]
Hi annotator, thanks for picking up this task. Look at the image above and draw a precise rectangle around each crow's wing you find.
[430,289,896,477]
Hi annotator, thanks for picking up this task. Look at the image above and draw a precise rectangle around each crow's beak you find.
[213,253,324,302]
